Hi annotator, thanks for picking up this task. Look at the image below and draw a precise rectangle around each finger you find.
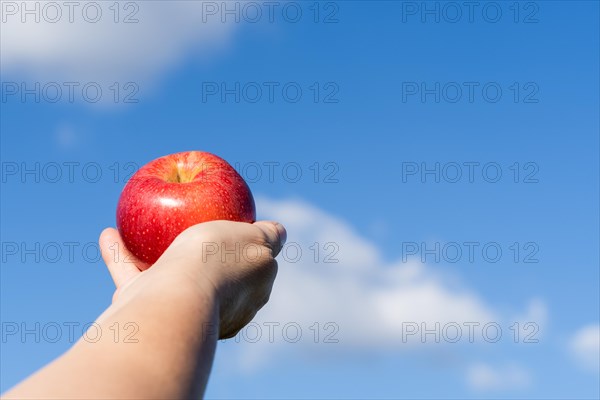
[99,227,144,288]
[253,221,287,257]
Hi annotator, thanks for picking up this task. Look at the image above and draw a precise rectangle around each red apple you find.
[116,151,255,269]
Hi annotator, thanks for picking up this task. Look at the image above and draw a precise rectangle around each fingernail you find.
[274,222,287,247]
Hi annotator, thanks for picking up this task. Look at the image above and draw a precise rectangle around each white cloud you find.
[228,197,545,369]
[1,1,237,84]
[466,362,531,391]
[509,297,548,343]
[257,197,496,337]
[569,324,600,372]
[520,298,548,326]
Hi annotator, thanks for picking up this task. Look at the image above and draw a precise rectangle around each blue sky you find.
[1,1,599,398]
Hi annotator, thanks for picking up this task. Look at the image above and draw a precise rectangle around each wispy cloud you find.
[466,362,531,391]
[1,1,237,84]
[228,197,547,370]
[569,324,600,372]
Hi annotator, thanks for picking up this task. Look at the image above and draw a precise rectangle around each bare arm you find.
[3,220,286,399]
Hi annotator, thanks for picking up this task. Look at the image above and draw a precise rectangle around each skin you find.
[3,219,286,399]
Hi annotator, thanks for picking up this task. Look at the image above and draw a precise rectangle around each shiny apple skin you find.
[116,151,256,268]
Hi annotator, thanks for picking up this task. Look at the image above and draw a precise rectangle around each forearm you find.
[4,276,219,399]
[4,220,283,399]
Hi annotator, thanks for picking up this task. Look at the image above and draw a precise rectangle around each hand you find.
[3,220,287,399]
[99,220,286,339]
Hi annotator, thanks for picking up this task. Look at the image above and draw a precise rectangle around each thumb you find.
[253,221,287,257]
[99,227,144,289]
